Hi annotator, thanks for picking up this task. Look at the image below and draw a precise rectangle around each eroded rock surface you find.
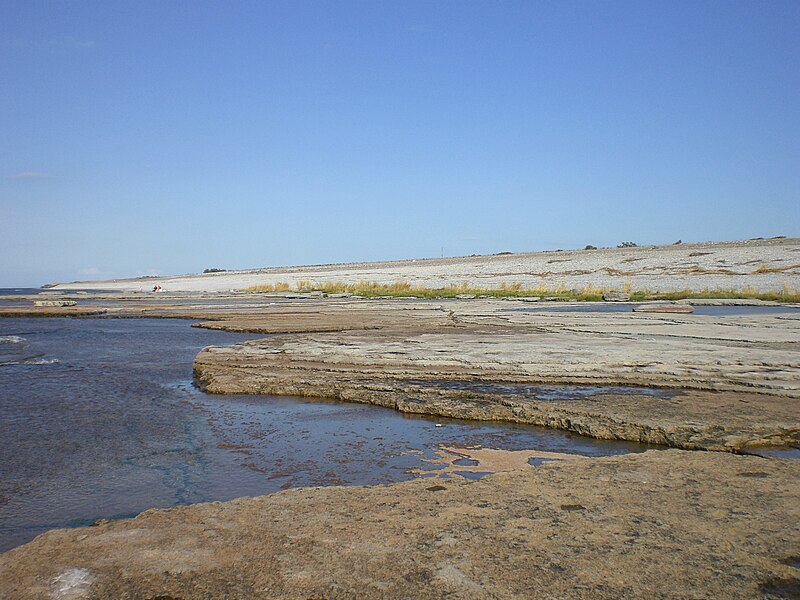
[2,276,798,598]
[194,301,800,451]
[1,451,797,599]
[46,236,800,293]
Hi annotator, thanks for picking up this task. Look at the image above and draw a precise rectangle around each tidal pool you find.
[0,317,652,552]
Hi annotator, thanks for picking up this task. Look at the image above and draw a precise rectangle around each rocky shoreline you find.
[2,450,798,599]
[47,236,800,293]
[1,240,798,598]
[193,297,799,453]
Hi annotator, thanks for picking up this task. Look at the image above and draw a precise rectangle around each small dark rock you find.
[780,556,800,569]
[759,576,800,598]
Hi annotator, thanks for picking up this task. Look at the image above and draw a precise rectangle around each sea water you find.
[0,317,651,551]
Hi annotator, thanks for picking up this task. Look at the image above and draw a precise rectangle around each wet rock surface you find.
[1,282,798,597]
[1,451,798,599]
[31,300,77,307]
[193,299,799,452]
[1,294,797,450]
[632,302,694,313]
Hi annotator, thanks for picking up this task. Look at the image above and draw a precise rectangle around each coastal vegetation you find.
[241,280,800,303]
[752,262,800,274]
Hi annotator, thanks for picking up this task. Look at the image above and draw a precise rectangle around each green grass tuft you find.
[241,280,800,303]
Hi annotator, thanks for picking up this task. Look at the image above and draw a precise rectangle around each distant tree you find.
[203,268,227,273]
[584,245,597,250]
[617,241,638,248]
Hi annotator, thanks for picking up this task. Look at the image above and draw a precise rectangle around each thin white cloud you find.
[78,267,101,276]
[10,171,49,180]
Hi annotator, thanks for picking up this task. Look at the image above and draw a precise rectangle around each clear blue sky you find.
[2,1,798,287]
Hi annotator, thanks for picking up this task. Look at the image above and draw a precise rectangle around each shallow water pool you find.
[0,317,654,551]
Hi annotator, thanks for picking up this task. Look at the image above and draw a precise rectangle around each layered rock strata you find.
[47,236,800,293]
[195,303,799,452]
